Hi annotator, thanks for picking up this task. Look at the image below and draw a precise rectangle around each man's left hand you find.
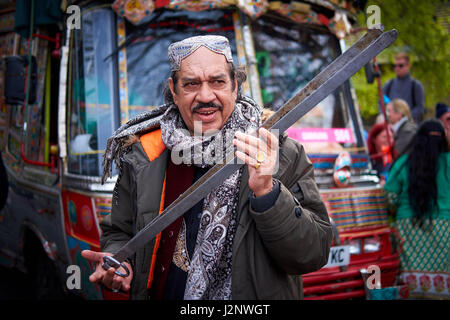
[234,128,279,197]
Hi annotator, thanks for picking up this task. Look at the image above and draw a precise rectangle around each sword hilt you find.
[102,255,130,278]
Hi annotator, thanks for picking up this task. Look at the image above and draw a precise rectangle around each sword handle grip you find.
[101,255,130,278]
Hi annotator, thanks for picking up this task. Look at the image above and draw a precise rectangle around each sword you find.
[102,26,398,276]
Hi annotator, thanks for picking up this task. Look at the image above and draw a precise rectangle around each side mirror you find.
[364,62,375,84]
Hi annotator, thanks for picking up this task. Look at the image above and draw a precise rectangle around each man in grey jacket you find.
[383,53,425,124]
[82,35,332,300]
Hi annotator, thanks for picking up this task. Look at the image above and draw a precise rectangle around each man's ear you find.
[168,77,178,105]
[232,77,238,100]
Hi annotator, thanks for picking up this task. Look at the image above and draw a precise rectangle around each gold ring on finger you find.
[256,151,266,164]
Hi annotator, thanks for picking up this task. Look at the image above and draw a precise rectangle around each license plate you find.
[323,245,350,268]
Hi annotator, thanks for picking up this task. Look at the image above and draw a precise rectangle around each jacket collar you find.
[393,116,408,134]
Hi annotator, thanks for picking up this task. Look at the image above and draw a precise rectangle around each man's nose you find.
[196,82,215,103]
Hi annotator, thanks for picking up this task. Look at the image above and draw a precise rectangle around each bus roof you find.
[108,0,362,39]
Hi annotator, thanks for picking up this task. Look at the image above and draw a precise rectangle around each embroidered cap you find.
[168,35,233,71]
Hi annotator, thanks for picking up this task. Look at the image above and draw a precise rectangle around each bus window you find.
[120,9,239,123]
[68,7,119,176]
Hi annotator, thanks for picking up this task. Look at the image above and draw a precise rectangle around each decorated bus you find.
[0,0,409,300]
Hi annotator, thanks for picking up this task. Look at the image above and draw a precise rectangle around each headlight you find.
[364,236,381,253]
[348,239,361,255]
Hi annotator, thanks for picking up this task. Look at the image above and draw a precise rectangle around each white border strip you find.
[58,29,70,160]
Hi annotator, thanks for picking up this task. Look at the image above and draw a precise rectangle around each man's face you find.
[387,103,402,124]
[168,46,237,134]
[394,58,410,77]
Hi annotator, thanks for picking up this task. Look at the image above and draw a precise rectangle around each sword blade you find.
[109,27,398,265]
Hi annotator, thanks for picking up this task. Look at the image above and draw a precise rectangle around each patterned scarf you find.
[160,97,260,299]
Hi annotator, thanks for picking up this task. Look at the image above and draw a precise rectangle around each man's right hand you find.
[81,250,133,293]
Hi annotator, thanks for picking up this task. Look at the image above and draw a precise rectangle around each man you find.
[386,99,417,158]
[82,35,332,300]
[436,102,450,150]
[383,53,425,124]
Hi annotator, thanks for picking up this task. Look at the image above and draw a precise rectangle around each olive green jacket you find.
[100,133,332,300]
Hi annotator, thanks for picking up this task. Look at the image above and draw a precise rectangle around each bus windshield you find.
[121,9,238,123]
[251,14,363,154]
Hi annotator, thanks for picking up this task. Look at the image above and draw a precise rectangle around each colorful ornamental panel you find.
[61,190,101,248]
[321,188,389,232]
[111,0,359,38]
[308,153,369,170]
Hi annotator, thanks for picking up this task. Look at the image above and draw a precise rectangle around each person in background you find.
[435,102,450,150]
[387,99,417,159]
[367,122,394,185]
[383,53,425,124]
[384,119,449,299]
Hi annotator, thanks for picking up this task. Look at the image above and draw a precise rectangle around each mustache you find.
[192,102,223,113]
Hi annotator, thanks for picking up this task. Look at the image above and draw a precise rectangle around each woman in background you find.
[367,122,394,184]
[384,119,449,299]
[386,99,417,159]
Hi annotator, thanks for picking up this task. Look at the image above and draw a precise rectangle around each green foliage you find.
[351,0,450,123]
[351,68,379,122]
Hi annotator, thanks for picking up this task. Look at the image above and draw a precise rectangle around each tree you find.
[350,0,449,124]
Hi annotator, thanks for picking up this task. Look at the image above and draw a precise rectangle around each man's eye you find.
[184,82,199,87]
[211,79,226,86]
